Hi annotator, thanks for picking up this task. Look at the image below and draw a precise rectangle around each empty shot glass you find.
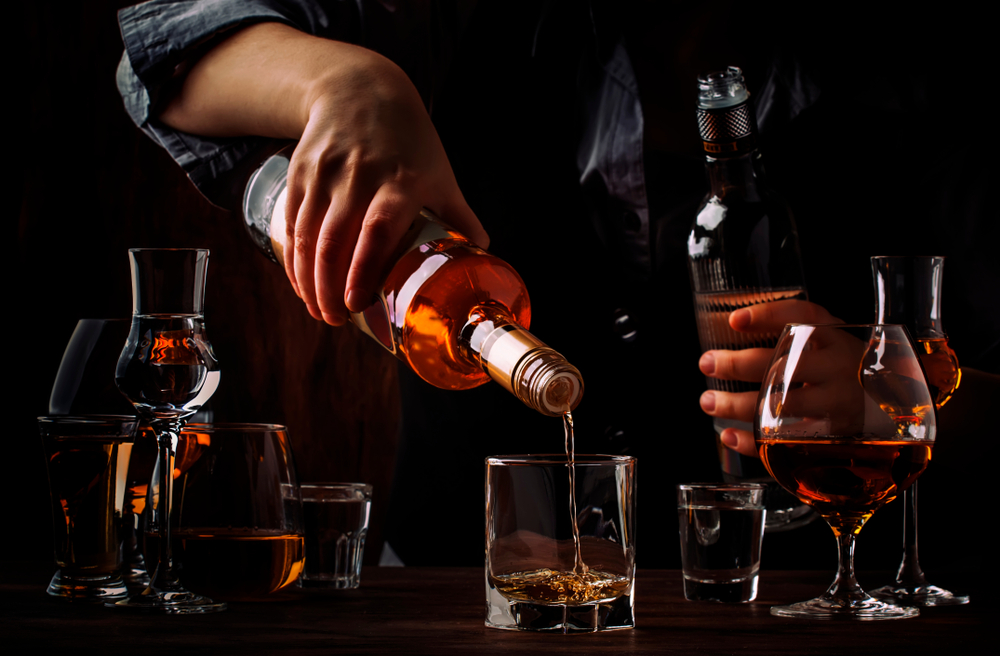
[677,483,766,603]
[38,415,139,601]
[298,483,372,589]
[486,455,636,632]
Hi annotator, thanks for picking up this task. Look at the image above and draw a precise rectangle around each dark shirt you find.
[117,0,997,570]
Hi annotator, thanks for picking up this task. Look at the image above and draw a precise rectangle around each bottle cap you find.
[696,67,757,156]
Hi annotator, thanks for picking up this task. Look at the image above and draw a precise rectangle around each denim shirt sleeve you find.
[115,0,349,207]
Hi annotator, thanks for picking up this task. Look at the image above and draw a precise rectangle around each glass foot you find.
[870,583,969,607]
[47,570,129,602]
[109,590,227,614]
[771,593,919,620]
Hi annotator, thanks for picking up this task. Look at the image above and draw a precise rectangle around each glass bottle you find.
[687,67,810,530]
[243,147,583,416]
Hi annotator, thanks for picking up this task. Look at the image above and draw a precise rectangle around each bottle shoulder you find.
[691,190,798,239]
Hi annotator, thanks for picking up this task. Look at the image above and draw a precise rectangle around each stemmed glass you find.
[113,248,224,613]
[755,324,936,620]
[869,256,969,606]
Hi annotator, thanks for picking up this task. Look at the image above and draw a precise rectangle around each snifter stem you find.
[828,533,866,604]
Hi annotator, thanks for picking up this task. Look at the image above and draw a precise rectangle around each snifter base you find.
[870,583,969,607]
[770,593,919,621]
[109,590,228,614]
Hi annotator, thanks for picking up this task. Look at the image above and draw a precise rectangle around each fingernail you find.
[731,308,751,330]
[720,429,738,448]
[699,352,716,375]
[345,289,371,313]
[322,312,346,327]
[700,391,716,413]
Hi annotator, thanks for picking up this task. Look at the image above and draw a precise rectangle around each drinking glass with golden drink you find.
[755,324,935,620]
[868,256,968,606]
[485,454,635,632]
[38,415,138,601]
[142,424,305,601]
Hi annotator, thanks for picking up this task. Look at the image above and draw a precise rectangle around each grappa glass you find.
[113,248,224,613]
[756,324,936,620]
[869,256,968,606]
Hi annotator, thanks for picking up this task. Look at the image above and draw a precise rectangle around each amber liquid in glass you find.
[45,437,133,574]
[758,439,932,536]
[916,338,961,407]
[146,529,305,600]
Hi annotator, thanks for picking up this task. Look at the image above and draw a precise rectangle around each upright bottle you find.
[243,147,583,416]
[687,67,809,528]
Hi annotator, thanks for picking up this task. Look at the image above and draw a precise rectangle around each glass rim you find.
[38,414,137,424]
[300,483,373,499]
[676,482,767,491]
[182,422,288,432]
[127,247,210,253]
[486,454,635,466]
[783,323,909,328]
[301,482,372,490]
[871,254,946,260]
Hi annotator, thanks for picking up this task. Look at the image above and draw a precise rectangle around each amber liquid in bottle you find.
[253,160,581,415]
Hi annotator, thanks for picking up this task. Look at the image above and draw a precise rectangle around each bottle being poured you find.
[243,147,583,416]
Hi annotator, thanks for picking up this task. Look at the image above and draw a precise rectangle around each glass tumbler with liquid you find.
[686,67,811,531]
[38,415,138,601]
[143,423,305,602]
[485,454,636,632]
[299,483,372,589]
[677,483,766,603]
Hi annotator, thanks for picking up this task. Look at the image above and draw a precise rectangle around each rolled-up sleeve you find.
[115,0,352,206]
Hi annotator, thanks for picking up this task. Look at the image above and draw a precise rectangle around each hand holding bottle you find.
[158,22,488,326]
[698,299,841,457]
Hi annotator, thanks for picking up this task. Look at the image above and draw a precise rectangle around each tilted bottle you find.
[242,147,583,416]
[687,67,810,527]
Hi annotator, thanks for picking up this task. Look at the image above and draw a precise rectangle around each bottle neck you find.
[704,150,766,202]
[460,304,583,416]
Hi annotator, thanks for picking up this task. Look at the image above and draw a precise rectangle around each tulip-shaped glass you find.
[113,249,224,613]
[868,256,968,606]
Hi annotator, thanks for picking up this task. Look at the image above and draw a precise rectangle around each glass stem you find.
[148,420,181,592]
[826,531,867,604]
[894,482,928,586]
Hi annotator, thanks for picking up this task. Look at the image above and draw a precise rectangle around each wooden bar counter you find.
[0,562,985,654]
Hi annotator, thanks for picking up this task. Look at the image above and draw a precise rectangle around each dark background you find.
[13,1,995,576]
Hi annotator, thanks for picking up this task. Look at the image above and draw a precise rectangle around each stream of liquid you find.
[564,410,587,576]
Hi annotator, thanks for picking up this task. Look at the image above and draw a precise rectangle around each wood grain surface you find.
[0,562,987,654]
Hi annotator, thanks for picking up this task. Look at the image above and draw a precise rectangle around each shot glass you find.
[38,415,139,601]
[486,455,636,632]
[298,483,372,589]
[677,483,766,602]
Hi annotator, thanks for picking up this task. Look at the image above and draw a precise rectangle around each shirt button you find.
[612,308,638,343]
[605,426,629,453]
